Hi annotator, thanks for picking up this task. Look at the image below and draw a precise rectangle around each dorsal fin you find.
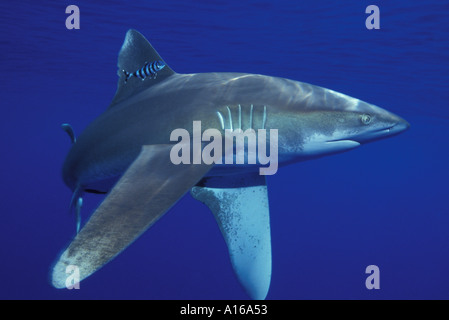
[109,29,176,107]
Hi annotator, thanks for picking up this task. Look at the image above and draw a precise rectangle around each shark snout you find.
[380,112,410,136]
[356,109,410,144]
[394,116,410,132]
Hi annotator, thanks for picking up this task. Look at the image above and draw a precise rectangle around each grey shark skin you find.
[52,30,409,299]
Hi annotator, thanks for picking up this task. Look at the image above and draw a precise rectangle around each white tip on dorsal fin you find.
[109,29,176,107]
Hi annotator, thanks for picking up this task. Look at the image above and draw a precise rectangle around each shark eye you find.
[361,114,372,125]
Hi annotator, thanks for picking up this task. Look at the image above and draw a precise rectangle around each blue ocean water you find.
[0,0,448,299]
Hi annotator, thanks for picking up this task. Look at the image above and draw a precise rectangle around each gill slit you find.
[216,111,225,130]
[262,105,267,129]
[226,106,233,131]
[238,104,242,130]
[218,104,265,131]
[250,104,254,130]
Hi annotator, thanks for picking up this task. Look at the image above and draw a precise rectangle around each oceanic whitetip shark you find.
[52,29,409,299]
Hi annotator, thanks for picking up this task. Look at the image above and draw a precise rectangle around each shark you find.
[52,29,409,299]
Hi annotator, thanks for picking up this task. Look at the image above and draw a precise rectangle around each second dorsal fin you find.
[109,29,176,107]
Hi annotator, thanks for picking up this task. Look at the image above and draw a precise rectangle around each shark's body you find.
[53,30,409,299]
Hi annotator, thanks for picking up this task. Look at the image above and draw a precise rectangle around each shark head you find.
[316,104,408,146]
[325,100,410,145]
[275,85,410,160]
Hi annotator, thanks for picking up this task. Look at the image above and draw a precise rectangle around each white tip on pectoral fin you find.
[191,174,271,300]
[52,144,211,289]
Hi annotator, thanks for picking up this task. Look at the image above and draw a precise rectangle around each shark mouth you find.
[365,121,410,142]
[374,125,395,134]
[330,122,410,145]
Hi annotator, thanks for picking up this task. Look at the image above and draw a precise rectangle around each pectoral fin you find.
[191,174,271,300]
[52,144,211,288]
